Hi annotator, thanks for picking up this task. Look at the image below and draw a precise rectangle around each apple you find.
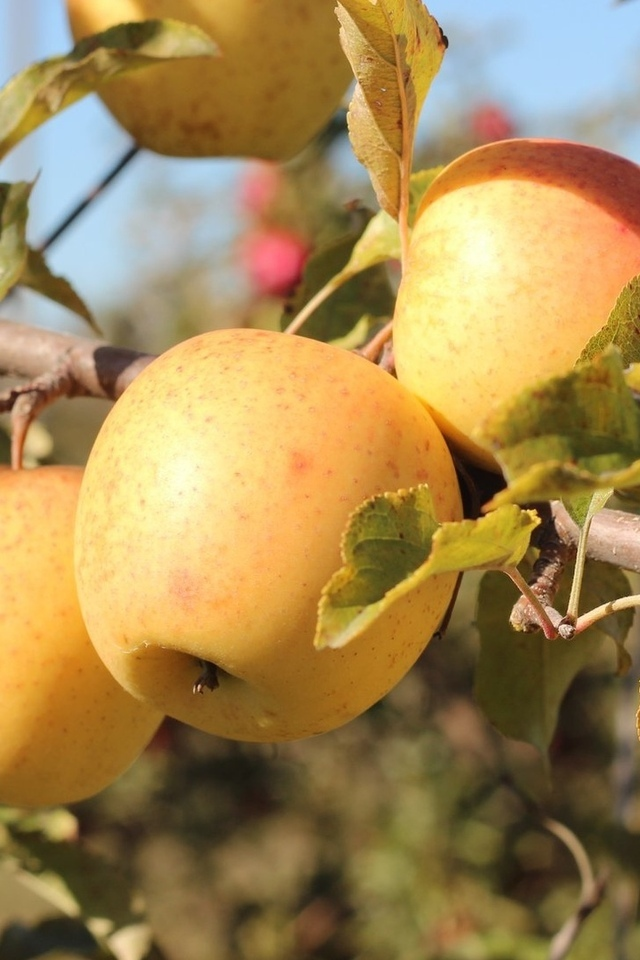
[241,227,310,298]
[74,328,462,742]
[0,465,163,809]
[65,0,352,160]
[392,138,640,470]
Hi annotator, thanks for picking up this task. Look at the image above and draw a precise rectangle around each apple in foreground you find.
[0,466,163,808]
[65,0,352,160]
[74,328,462,742]
[392,138,640,470]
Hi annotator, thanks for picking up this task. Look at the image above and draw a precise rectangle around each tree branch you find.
[0,317,154,401]
[0,317,155,466]
[0,316,639,577]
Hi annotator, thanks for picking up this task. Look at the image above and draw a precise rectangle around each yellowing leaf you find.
[336,0,447,218]
[0,181,32,299]
[0,20,218,159]
[427,506,540,574]
[579,274,640,366]
[480,349,640,508]
[314,486,539,650]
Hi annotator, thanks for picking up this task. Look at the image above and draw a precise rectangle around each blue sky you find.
[2,1,640,333]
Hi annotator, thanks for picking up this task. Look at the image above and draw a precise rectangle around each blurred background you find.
[1,3,640,958]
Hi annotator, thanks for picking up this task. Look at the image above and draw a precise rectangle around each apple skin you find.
[392,138,640,470]
[0,466,163,809]
[74,328,462,742]
[65,0,352,160]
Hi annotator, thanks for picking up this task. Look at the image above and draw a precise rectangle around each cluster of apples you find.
[4,1,640,811]
[0,331,463,809]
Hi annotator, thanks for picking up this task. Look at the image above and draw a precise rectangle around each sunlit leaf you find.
[579,274,640,366]
[315,488,539,650]
[0,181,32,299]
[427,506,540,575]
[0,20,218,158]
[474,560,624,755]
[339,166,444,270]
[481,349,640,508]
[336,0,447,218]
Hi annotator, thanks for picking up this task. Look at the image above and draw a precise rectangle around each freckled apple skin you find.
[0,466,162,808]
[393,138,640,470]
[65,0,352,160]
[74,328,462,742]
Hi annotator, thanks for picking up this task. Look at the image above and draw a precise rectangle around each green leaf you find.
[283,168,441,341]
[0,181,32,298]
[579,274,640,366]
[480,349,640,508]
[315,488,539,650]
[338,167,444,269]
[0,20,218,159]
[586,564,635,675]
[315,485,442,650]
[563,489,613,528]
[21,248,99,332]
[474,560,622,755]
[336,0,447,219]
[283,218,396,343]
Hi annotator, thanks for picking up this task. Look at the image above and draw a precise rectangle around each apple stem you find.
[193,659,220,694]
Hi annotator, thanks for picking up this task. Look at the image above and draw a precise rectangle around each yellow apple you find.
[74,328,462,742]
[65,0,352,160]
[392,138,640,470]
[0,465,163,808]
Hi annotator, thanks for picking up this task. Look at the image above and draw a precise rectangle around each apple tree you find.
[1,2,640,958]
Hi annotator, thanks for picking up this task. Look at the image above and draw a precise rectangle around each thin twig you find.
[574,594,640,634]
[37,145,141,253]
[544,817,607,960]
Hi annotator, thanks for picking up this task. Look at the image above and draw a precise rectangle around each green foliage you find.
[480,349,640,508]
[0,19,218,329]
[579,274,640,366]
[283,209,397,342]
[474,562,628,756]
[0,182,97,327]
[315,488,540,650]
